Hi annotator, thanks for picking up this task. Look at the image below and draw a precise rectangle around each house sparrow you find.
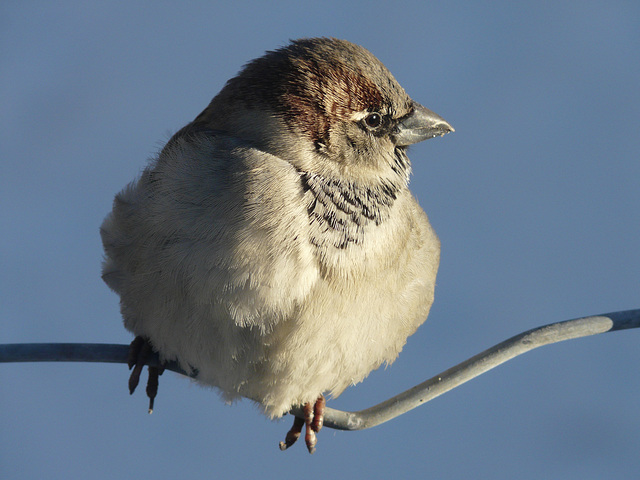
[100,37,453,453]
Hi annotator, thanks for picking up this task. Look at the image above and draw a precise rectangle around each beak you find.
[393,102,454,147]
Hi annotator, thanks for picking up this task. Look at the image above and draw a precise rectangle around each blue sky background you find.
[1,2,639,479]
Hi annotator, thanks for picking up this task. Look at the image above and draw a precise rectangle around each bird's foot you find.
[127,336,164,414]
[279,395,326,454]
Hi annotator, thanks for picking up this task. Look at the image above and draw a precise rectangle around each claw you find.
[128,336,146,394]
[146,365,164,414]
[127,336,163,413]
[303,402,317,453]
[278,416,304,451]
[311,395,326,432]
[279,395,326,454]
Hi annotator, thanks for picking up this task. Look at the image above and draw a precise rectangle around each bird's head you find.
[196,38,453,186]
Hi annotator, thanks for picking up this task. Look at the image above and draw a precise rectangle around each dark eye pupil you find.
[365,113,381,128]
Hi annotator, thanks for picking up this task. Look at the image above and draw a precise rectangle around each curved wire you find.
[1,309,638,430]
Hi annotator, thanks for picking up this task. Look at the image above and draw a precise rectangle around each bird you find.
[100,37,453,453]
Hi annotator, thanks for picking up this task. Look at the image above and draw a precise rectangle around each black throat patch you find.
[300,171,403,250]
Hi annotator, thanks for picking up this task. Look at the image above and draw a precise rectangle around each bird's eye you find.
[364,112,382,129]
